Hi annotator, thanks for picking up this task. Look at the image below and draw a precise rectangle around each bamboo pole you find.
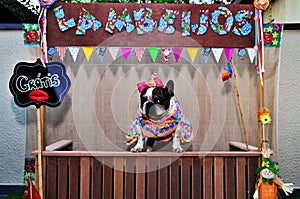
[257,9,265,151]
[230,60,249,151]
[37,105,45,199]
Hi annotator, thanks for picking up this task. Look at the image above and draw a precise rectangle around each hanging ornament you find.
[47,47,56,61]
[221,63,232,82]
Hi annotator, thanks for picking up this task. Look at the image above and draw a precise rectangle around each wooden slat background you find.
[39,152,260,199]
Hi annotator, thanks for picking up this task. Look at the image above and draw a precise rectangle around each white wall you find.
[0,30,38,185]
[278,29,300,185]
[270,0,300,23]
[0,29,299,186]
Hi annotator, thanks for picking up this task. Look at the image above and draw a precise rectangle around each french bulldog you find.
[127,73,192,152]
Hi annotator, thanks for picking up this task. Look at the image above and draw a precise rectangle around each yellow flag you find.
[187,48,198,63]
[82,47,94,62]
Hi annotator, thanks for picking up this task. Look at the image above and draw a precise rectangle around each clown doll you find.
[253,158,294,199]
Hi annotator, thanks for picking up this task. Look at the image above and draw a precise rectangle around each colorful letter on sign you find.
[76,7,102,35]
[9,59,71,108]
[53,5,76,32]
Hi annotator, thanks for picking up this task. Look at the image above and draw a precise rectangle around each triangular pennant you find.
[200,48,211,63]
[161,48,173,63]
[187,48,198,63]
[108,47,119,60]
[224,48,235,63]
[82,47,94,62]
[212,48,223,63]
[235,48,247,61]
[172,48,183,63]
[68,47,80,62]
[121,48,132,60]
[95,47,106,63]
[134,48,145,62]
[57,47,67,61]
[148,48,160,62]
[247,48,257,64]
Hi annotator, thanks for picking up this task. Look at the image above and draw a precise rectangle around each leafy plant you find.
[0,0,37,23]
[3,194,22,199]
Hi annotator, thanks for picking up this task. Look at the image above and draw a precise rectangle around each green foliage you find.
[3,194,22,199]
[0,0,38,23]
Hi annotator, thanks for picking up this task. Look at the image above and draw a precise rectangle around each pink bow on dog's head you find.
[137,72,164,93]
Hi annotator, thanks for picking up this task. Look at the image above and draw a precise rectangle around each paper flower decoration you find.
[253,0,270,10]
[258,107,271,125]
[39,0,56,9]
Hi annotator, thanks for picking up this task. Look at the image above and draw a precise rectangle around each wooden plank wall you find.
[41,154,260,199]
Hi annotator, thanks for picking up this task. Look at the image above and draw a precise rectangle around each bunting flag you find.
[135,48,145,62]
[95,47,106,63]
[224,48,235,63]
[236,48,247,61]
[121,48,132,60]
[187,48,198,63]
[29,46,258,65]
[161,48,173,63]
[82,47,94,62]
[108,47,119,60]
[47,47,56,61]
[148,48,160,62]
[68,46,80,62]
[172,48,183,63]
[247,48,257,63]
[211,48,223,63]
[57,47,67,61]
[200,48,211,63]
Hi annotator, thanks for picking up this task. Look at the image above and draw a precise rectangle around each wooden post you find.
[230,60,249,151]
[257,9,265,151]
[37,105,46,198]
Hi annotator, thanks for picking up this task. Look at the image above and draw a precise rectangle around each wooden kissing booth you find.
[25,2,271,199]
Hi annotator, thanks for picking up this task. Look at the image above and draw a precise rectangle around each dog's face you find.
[140,86,174,121]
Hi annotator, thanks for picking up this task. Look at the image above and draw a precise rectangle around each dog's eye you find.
[157,99,160,103]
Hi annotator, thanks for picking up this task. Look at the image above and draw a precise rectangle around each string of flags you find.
[47,46,258,64]
[23,22,283,65]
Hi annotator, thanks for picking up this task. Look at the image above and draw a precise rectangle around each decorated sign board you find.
[9,59,71,108]
[47,3,255,48]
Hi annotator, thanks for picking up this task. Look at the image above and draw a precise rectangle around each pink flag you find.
[135,48,145,62]
[121,48,131,60]
[224,48,234,63]
[57,47,67,61]
[172,48,183,63]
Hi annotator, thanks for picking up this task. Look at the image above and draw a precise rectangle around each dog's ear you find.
[165,80,174,97]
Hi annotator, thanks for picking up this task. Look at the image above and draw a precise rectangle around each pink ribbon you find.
[137,73,164,93]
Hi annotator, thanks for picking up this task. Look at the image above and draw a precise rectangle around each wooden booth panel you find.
[39,151,260,199]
